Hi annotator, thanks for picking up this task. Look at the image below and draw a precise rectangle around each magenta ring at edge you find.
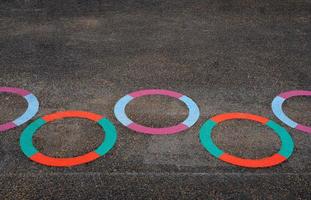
[272,90,311,133]
[0,87,39,132]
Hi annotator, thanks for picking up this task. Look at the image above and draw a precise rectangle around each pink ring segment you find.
[114,89,200,135]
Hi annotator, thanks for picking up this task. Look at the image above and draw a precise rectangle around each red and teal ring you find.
[199,113,294,168]
[272,90,311,133]
[0,87,39,132]
[114,89,200,135]
[19,111,117,167]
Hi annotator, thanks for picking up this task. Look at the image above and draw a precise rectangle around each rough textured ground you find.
[0,0,311,199]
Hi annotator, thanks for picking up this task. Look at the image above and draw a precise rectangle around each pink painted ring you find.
[0,87,39,132]
[114,89,200,135]
[128,123,188,135]
[0,87,31,96]
[272,90,311,133]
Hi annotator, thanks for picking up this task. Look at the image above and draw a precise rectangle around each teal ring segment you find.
[266,120,294,158]
[199,119,224,158]
[20,118,46,157]
[95,118,118,156]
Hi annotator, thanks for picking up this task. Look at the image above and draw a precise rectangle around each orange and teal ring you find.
[199,113,294,168]
[20,111,117,167]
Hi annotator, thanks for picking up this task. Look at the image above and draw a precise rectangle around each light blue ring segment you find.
[13,94,40,126]
[180,95,200,127]
[272,96,298,128]
[114,95,134,126]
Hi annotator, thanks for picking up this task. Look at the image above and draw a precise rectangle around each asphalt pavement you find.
[0,0,311,199]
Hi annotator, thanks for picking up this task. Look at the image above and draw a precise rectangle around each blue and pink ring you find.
[0,87,39,132]
[114,89,200,135]
[272,90,311,133]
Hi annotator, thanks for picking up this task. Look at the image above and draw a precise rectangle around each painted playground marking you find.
[199,113,294,168]
[0,87,39,132]
[272,90,311,133]
[0,86,305,168]
[20,111,117,167]
[114,89,200,135]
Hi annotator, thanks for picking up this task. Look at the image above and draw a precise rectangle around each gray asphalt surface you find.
[0,0,311,199]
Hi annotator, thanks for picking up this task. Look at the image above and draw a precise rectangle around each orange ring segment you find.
[211,113,269,124]
[42,111,103,122]
[220,153,286,168]
[30,152,100,167]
